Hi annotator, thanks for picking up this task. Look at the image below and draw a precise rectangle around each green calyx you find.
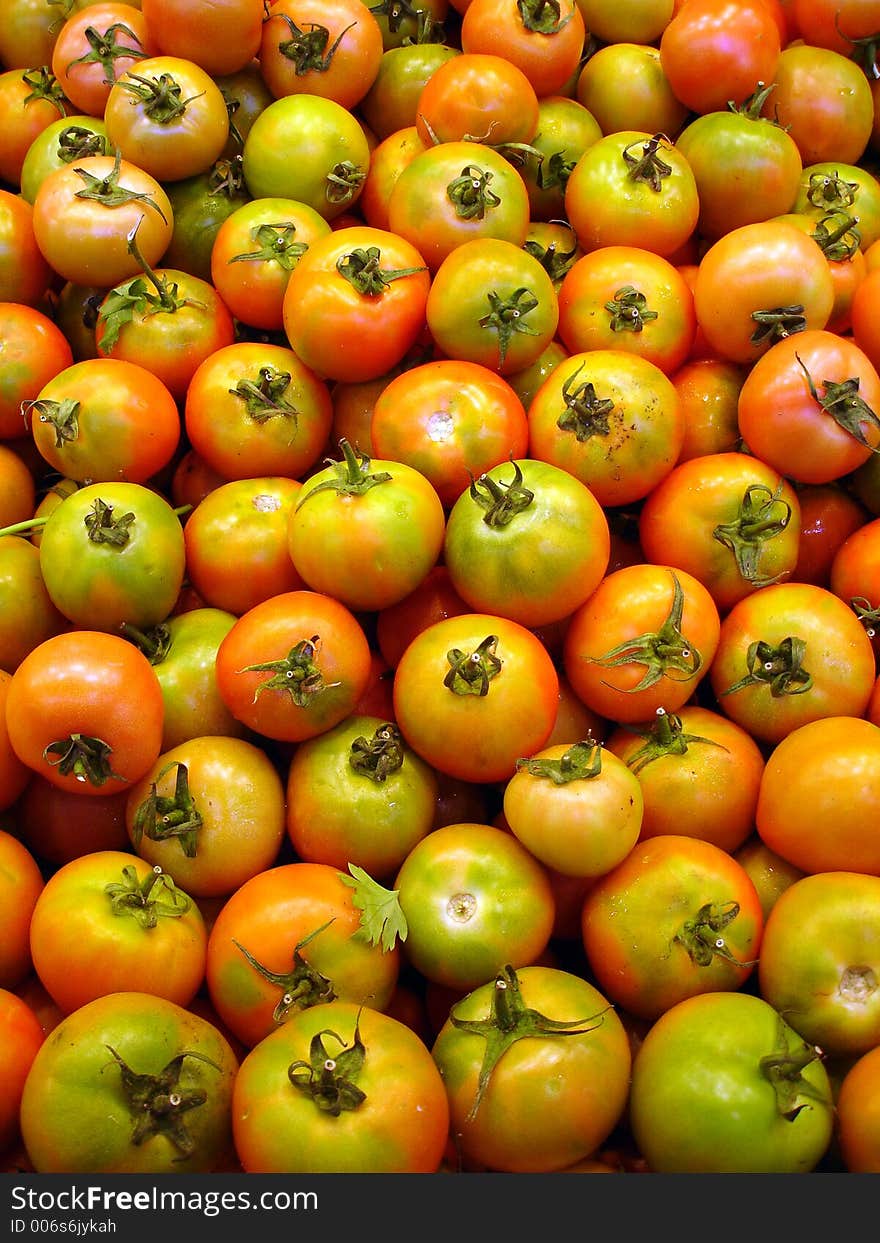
[238,635,339,706]
[104,863,191,929]
[230,365,299,426]
[130,761,203,859]
[349,723,404,783]
[712,481,793,588]
[443,634,502,696]
[296,438,392,505]
[620,707,728,775]
[759,1015,828,1121]
[672,900,757,969]
[450,964,612,1121]
[588,571,702,692]
[233,920,338,1024]
[556,360,616,441]
[797,353,880,451]
[468,459,534,527]
[719,635,813,698]
[515,738,603,784]
[106,1045,220,1156]
[287,1012,367,1116]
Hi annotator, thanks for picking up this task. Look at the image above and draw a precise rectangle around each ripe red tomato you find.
[0,301,74,441]
[141,0,264,77]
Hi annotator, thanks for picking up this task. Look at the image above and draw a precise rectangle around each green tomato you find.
[20,991,239,1173]
[19,115,114,205]
[38,480,186,632]
[629,990,835,1172]
[161,156,252,283]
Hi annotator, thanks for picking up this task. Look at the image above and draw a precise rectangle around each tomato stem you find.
[233,920,337,1024]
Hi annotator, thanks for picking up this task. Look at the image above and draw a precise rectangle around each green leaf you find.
[338,863,407,953]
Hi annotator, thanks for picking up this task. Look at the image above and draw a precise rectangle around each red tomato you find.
[414,52,540,147]
[0,302,74,441]
[0,830,44,991]
[51,2,158,117]
[460,0,586,99]
[837,1045,880,1172]
[258,0,384,111]
[0,989,44,1155]
[141,0,264,76]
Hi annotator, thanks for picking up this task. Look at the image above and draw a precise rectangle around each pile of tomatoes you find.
[3,0,880,1178]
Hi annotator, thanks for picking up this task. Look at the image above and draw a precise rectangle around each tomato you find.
[140,0,263,76]
[182,476,305,617]
[0,830,43,990]
[460,0,586,99]
[734,834,805,922]
[526,348,684,508]
[629,991,833,1173]
[582,833,763,1021]
[5,630,165,796]
[124,734,286,898]
[794,161,880,254]
[285,714,438,878]
[606,704,765,854]
[28,850,206,1013]
[760,43,874,167]
[431,964,631,1172]
[0,537,67,677]
[184,340,332,482]
[14,775,130,865]
[19,991,239,1173]
[755,715,880,877]
[374,565,470,669]
[0,66,71,189]
[414,51,540,147]
[19,114,115,205]
[94,260,236,405]
[638,451,802,613]
[0,445,35,533]
[27,356,180,484]
[556,245,696,376]
[287,439,445,612]
[565,130,699,259]
[0,0,65,70]
[829,512,880,648]
[281,225,431,383]
[673,357,746,462]
[31,153,174,289]
[159,154,252,283]
[0,189,53,306]
[205,861,401,1049]
[392,613,559,784]
[658,0,781,118]
[693,220,835,367]
[674,83,803,242]
[359,44,461,142]
[562,564,720,725]
[502,738,642,878]
[442,457,609,628]
[214,589,372,743]
[50,2,158,118]
[837,1045,880,1172]
[0,989,43,1156]
[394,822,556,991]
[758,871,880,1058]
[738,328,880,484]
[209,195,332,332]
[517,97,602,225]
[849,265,880,378]
[0,670,30,811]
[575,40,688,139]
[232,999,449,1172]
[103,54,229,182]
[710,582,876,746]
[259,0,384,110]
[575,0,672,42]
[241,93,371,220]
[386,139,531,273]
[37,480,185,633]
[369,358,530,508]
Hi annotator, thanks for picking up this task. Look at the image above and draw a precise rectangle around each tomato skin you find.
[394,822,556,991]
[605,705,765,855]
[0,830,44,991]
[460,0,586,99]
[0,301,74,441]
[503,741,643,878]
[51,2,158,117]
[205,861,401,1049]
[14,776,130,866]
[28,850,207,1013]
[562,564,721,726]
[581,834,764,1022]
[19,991,239,1173]
[837,1045,880,1172]
[734,834,805,922]
[672,357,746,462]
[431,965,632,1172]
[31,154,174,288]
[259,0,384,111]
[369,359,530,509]
[141,0,264,77]
[232,1000,449,1173]
[282,225,431,383]
[565,130,700,259]
[183,476,305,617]
[575,41,688,139]
[709,583,876,746]
[443,457,609,629]
[638,451,802,614]
[288,446,446,612]
[214,590,372,743]
[629,991,833,1173]
[761,43,874,167]
[124,735,285,898]
[758,871,880,1058]
[414,52,540,148]
[241,94,371,220]
[0,989,44,1155]
[38,480,186,633]
[0,537,67,677]
[736,329,880,485]
[557,246,696,376]
[0,189,54,306]
[527,349,685,508]
[392,613,559,784]
[755,716,880,877]
[6,630,165,797]
[285,714,439,879]
[359,44,461,142]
